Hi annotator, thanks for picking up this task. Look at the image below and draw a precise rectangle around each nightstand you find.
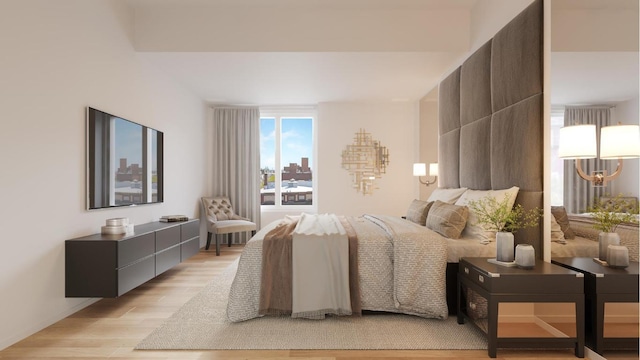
[552,257,639,355]
[457,257,585,358]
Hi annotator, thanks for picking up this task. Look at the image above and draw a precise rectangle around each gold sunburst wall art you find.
[341,128,390,195]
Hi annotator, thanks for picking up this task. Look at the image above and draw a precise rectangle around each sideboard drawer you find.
[156,226,180,251]
[117,255,155,296]
[181,220,199,242]
[118,232,155,268]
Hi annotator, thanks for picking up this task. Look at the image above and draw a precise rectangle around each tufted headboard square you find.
[438,0,543,256]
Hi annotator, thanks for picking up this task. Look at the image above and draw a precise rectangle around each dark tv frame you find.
[86,107,163,210]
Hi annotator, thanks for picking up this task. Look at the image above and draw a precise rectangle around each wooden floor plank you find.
[0,245,631,359]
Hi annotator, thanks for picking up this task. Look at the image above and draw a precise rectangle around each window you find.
[260,110,315,208]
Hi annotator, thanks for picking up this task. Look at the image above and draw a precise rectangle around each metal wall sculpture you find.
[341,128,390,195]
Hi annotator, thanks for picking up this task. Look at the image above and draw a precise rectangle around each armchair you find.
[201,196,257,256]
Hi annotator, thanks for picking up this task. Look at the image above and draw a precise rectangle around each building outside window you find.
[260,109,315,208]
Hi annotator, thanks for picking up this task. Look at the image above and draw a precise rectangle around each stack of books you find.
[160,215,189,222]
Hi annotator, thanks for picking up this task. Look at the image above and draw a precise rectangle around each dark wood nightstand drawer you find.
[460,261,494,290]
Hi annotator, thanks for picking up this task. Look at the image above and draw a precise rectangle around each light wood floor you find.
[0,246,636,359]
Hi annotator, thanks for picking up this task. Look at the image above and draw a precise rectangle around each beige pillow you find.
[551,206,575,239]
[550,215,566,242]
[406,199,433,226]
[454,186,519,242]
[426,200,469,239]
[427,188,468,204]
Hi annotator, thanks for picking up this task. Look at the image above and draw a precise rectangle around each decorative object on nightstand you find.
[606,245,630,268]
[341,128,390,195]
[514,244,535,269]
[467,195,541,265]
[587,194,639,263]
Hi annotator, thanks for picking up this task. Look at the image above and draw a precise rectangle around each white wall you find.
[0,0,207,350]
[317,102,418,217]
[418,88,439,201]
[612,96,640,198]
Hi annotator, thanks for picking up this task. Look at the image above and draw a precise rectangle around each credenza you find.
[65,219,200,297]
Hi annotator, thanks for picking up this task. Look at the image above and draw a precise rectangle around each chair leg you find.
[205,232,212,250]
[215,234,220,256]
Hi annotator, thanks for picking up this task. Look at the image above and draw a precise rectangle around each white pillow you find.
[427,187,468,204]
[454,186,519,242]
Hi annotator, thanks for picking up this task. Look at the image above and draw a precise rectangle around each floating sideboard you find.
[65,219,200,297]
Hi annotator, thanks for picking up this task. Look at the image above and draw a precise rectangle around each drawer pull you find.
[464,267,469,274]
[478,275,484,283]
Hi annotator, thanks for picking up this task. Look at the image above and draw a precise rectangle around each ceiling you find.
[128,0,639,106]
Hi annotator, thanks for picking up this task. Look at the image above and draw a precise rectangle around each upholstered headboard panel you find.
[438,0,543,256]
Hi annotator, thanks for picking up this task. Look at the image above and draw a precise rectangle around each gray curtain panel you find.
[212,107,261,243]
[563,106,612,214]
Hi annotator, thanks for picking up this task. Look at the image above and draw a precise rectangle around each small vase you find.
[598,232,620,261]
[496,232,515,262]
[515,244,535,269]
[607,245,629,268]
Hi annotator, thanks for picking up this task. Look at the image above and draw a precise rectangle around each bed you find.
[227,212,495,322]
[226,0,544,322]
[550,211,639,261]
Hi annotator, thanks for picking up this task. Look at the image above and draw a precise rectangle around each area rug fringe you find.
[135,259,487,350]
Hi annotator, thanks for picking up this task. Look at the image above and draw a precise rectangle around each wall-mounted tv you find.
[87,107,163,210]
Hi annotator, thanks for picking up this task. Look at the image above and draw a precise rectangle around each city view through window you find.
[260,117,313,206]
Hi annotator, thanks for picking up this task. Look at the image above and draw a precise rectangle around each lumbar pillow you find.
[455,186,519,242]
[426,200,469,239]
[406,199,433,226]
[427,187,468,204]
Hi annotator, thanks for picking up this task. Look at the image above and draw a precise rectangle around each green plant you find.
[587,194,639,233]
[467,195,541,234]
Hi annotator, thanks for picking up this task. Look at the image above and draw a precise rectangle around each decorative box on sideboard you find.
[65,219,199,298]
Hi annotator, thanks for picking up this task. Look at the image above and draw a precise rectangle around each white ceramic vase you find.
[598,232,620,261]
[496,232,515,262]
[515,244,535,269]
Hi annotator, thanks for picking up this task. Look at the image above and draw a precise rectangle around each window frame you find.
[259,107,317,212]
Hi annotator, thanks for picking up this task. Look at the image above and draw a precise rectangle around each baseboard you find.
[0,297,100,351]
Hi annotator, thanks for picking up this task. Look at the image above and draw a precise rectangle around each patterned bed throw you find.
[227,214,449,322]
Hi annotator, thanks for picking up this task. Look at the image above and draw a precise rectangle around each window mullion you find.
[275,116,282,207]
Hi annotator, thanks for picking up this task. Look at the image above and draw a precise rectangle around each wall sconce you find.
[559,124,640,186]
[341,129,390,195]
[413,162,438,186]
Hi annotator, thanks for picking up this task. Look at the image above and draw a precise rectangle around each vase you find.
[496,232,515,262]
[515,244,535,269]
[607,245,630,268]
[598,232,620,261]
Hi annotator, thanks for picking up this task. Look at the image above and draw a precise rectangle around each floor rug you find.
[136,260,488,350]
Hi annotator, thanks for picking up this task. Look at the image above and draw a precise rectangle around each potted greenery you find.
[468,195,541,264]
[587,194,639,262]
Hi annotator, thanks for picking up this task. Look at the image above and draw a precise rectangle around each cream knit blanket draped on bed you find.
[291,213,352,319]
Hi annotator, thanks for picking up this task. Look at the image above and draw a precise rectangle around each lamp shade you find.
[600,125,640,159]
[413,163,426,176]
[429,163,439,176]
[558,124,597,159]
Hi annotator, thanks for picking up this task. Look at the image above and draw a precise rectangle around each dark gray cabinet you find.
[65,219,200,297]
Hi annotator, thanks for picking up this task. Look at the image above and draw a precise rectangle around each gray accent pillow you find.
[426,200,469,239]
[551,206,575,239]
[406,199,433,226]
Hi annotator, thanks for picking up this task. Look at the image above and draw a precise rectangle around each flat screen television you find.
[86,107,163,210]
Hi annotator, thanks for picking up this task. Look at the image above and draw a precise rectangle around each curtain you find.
[563,106,612,214]
[212,107,261,244]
